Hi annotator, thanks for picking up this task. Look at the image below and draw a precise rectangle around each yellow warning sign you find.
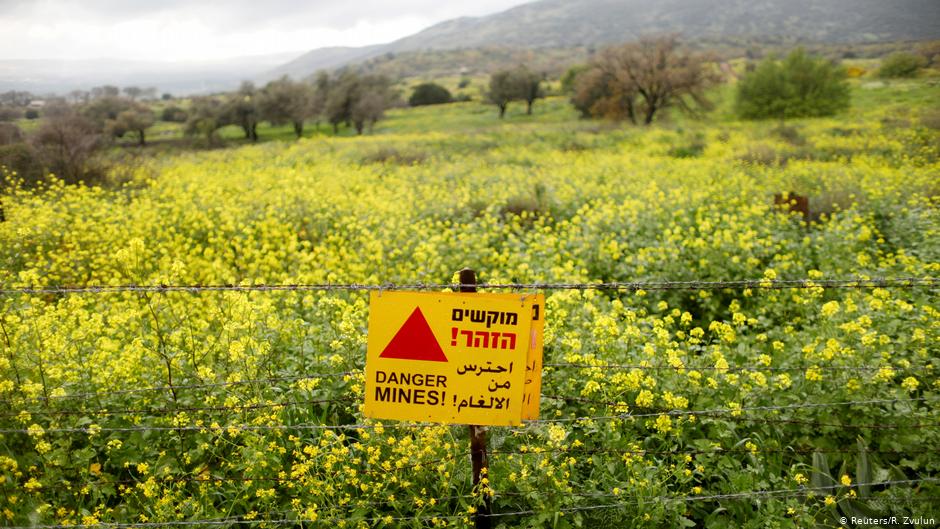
[364,291,542,426]
[522,293,544,420]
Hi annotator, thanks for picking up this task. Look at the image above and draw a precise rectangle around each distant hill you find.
[386,0,940,51]
[275,0,940,78]
[265,46,386,81]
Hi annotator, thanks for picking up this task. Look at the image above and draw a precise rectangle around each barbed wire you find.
[0,397,354,418]
[1,397,931,435]
[30,447,932,494]
[30,448,929,494]
[545,362,936,373]
[5,398,933,432]
[0,277,936,296]
[494,477,940,508]
[0,371,357,405]
[4,356,932,407]
[686,415,940,430]
[5,478,936,529]
[31,454,465,491]
[525,396,934,425]
[489,446,935,458]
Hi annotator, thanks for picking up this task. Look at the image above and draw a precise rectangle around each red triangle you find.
[379,307,448,362]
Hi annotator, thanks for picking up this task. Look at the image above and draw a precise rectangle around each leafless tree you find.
[572,35,719,125]
[31,112,102,184]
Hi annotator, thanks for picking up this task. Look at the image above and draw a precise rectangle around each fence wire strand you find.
[1,277,937,296]
[5,478,936,529]
[1,396,932,435]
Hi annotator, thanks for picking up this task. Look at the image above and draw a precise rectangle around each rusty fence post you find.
[459,267,493,528]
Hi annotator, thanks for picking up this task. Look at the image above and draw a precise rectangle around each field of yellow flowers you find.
[1,85,939,528]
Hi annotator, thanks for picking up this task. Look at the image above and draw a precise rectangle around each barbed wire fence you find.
[1,276,937,527]
[0,276,937,295]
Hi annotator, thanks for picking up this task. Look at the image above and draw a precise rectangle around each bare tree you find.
[31,112,102,184]
[90,85,120,99]
[123,86,144,100]
[68,90,90,104]
[572,35,719,125]
[0,122,23,145]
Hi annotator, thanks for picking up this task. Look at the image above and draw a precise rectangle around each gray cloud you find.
[0,0,533,61]
[1,0,530,31]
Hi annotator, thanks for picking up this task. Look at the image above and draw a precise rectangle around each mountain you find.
[274,0,940,77]
[385,0,940,51]
[265,45,386,81]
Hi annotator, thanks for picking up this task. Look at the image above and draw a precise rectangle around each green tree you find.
[110,104,155,146]
[184,97,227,145]
[323,73,393,135]
[736,49,850,120]
[259,76,314,139]
[408,83,452,106]
[877,52,927,78]
[223,81,261,142]
[487,70,516,118]
[560,64,589,94]
[514,66,544,115]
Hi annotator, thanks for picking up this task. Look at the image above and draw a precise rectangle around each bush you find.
[0,123,24,145]
[0,142,46,187]
[31,113,105,185]
[408,83,452,107]
[735,49,850,120]
[771,124,807,146]
[0,106,21,122]
[24,108,39,119]
[161,105,188,123]
[560,64,588,94]
[877,52,927,78]
[361,147,427,165]
[920,109,940,131]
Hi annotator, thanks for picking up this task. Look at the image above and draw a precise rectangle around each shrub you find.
[361,147,427,165]
[31,113,105,185]
[771,124,807,146]
[408,83,452,107]
[0,123,24,145]
[0,142,46,187]
[877,52,927,78]
[738,143,783,165]
[0,106,21,122]
[24,108,39,119]
[920,109,940,131]
[161,106,188,123]
[735,49,850,120]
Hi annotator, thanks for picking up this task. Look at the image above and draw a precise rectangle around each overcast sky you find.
[0,0,533,62]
